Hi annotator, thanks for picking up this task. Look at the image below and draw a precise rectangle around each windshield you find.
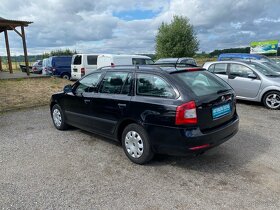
[248,63,280,77]
[261,62,280,72]
[172,71,232,97]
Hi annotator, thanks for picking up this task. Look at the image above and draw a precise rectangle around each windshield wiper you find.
[217,89,231,94]
[266,74,280,77]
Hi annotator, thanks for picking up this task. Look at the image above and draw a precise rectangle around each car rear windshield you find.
[172,71,231,97]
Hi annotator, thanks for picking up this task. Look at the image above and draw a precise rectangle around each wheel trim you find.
[53,109,62,127]
[125,131,144,158]
[266,93,280,109]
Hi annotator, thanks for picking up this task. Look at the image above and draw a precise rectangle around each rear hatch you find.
[172,70,236,132]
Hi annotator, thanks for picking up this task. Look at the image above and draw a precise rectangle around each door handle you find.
[118,103,126,108]
[84,99,91,104]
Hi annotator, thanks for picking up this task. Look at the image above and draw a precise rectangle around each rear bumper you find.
[71,72,82,80]
[145,115,239,156]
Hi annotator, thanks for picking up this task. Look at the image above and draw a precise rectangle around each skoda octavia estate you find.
[50,66,239,164]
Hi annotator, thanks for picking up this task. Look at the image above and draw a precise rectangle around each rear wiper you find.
[217,89,231,94]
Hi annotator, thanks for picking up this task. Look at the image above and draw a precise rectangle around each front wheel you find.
[122,124,154,164]
[262,91,280,110]
[51,104,68,130]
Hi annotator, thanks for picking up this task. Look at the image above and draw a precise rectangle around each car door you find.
[62,72,103,130]
[209,63,229,83]
[71,54,82,78]
[89,71,133,135]
[228,63,261,98]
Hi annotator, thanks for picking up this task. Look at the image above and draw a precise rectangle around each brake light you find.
[185,68,203,71]
[189,144,210,151]
[111,63,115,67]
[175,101,197,125]
[81,67,85,76]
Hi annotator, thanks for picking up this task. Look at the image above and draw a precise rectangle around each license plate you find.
[212,103,231,119]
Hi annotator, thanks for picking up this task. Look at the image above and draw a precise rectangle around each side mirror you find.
[248,73,257,79]
[63,84,72,93]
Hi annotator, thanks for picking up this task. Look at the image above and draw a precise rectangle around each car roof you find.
[218,53,264,59]
[155,57,194,63]
[96,65,205,74]
[98,54,151,59]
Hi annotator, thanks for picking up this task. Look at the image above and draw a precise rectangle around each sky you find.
[0,0,280,55]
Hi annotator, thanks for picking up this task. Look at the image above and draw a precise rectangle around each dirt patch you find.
[0,77,73,112]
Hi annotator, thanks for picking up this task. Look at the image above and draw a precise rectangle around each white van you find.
[97,54,153,69]
[71,54,98,80]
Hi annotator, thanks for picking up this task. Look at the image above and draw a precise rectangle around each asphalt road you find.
[1,102,280,209]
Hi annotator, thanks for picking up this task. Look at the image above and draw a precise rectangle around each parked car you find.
[97,54,153,69]
[71,54,99,80]
[155,57,197,66]
[48,56,72,79]
[41,58,51,75]
[31,60,42,74]
[19,64,32,73]
[203,61,280,109]
[217,53,274,62]
[249,60,280,74]
[50,65,239,164]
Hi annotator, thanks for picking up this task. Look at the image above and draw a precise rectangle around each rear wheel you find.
[51,104,68,130]
[262,91,280,110]
[61,73,70,80]
[122,124,154,164]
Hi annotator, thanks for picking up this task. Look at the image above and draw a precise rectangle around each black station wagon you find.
[50,66,239,164]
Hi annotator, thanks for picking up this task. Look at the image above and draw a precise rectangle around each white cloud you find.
[0,0,280,55]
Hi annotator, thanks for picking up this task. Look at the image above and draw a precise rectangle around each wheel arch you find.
[116,118,139,144]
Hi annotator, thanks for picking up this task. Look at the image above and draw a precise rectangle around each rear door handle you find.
[118,103,126,108]
[84,99,91,104]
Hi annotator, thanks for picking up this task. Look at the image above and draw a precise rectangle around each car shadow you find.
[147,129,270,175]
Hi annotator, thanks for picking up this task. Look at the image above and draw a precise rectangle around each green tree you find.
[155,16,199,58]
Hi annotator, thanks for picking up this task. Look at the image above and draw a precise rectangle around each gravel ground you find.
[0,102,280,209]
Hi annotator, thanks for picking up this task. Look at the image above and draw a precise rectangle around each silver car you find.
[203,61,280,109]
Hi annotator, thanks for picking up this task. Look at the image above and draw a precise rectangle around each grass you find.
[0,77,73,112]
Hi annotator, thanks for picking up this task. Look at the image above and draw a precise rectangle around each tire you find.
[62,73,70,80]
[262,91,280,110]
[51,104,68,130]
[121,123,154,164]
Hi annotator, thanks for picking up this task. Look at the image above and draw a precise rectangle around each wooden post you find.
[4,30,13,73]
[21,26,29,76]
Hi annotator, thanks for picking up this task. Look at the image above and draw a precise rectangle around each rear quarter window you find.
[173,71,231,97]
[136,73,176,99]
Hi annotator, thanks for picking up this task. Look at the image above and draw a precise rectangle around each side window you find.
[38,61,42,65]
[208,64,215,72]
[229,64,254,78]
[132,58,145,65]
[121,73,132,95]
[136,74,176,99]
[87,55,97,65]
[100,72,129,94]
[213,63,227,75]
[73,55,82,65]
[75,72,102,96]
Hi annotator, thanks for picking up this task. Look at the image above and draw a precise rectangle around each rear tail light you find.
[189,144,210,151]
[175,101,197,125]
[81,68,85,76]
[185,68,203,71]
[111,63,115,67]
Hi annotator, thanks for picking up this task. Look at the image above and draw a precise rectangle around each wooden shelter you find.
[0,17,32,75]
